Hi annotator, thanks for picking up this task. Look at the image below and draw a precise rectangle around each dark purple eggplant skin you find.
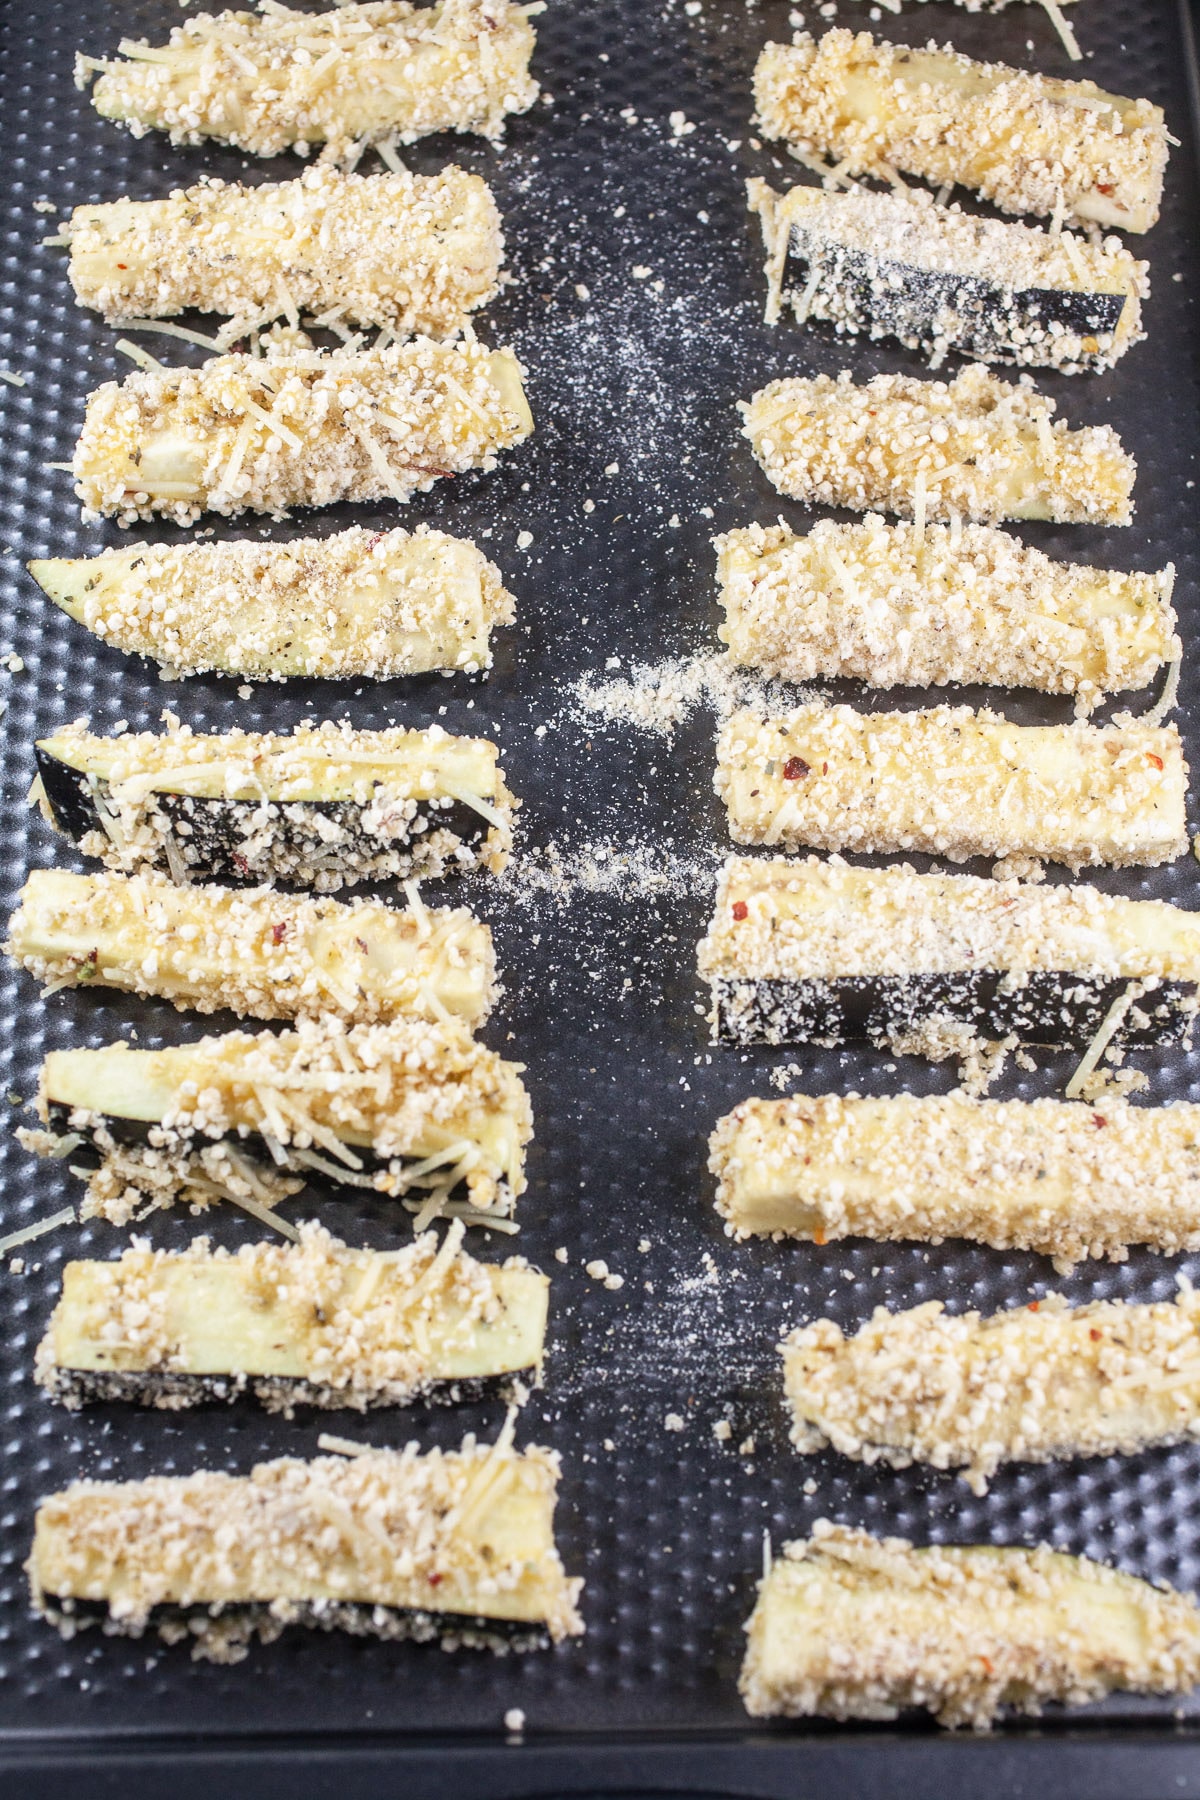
[710,973,1197,1050]
[34,743,485,884]
[41,1365,535,1412]
[38,1596,549,1651]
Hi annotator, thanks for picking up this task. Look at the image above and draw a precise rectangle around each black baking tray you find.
[2,0,1200,1790]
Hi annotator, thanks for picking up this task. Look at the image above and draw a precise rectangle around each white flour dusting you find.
[553,1248,767,1397]
[570,649,809,737]
[495,835,723,908]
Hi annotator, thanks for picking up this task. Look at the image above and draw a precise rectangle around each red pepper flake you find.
[355,936,369,953]
[1097,182,1114,195]
[783,756,810,781]
[427,1572,443,1587]
[1028,1301,1040,1312]
[1147,753,1164,770]
[271,922,288,944]
[979,1655,994,1675]
[1090,1328,1102,1342]
[1093,1113,1107,1129]
[812,1227,827,1246]
[821,762,828,775]
[731,900,748,921]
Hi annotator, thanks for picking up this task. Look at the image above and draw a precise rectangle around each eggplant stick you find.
[742,1524,1200,1728]
[697,856,1200,1053]
[29,525,515,681]
[33,718,516,888]
[716,517,1175,708]
[6,867,497,1028]
[73,340,533,526]
[77,0,539,162]
[754,29,1167,232]
[30,1434,583,1662]
[37,1220,547,1413]
[62,166,503,337]
[19,1014,532,1228]
[783,1288,1200,1491]
[742,363,1135,527]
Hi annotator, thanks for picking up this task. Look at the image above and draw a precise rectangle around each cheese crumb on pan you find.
[754,30,1168,233]
[716,518,1176,709]
[29,524,516,680]
[76,0,540,163]
[30,1435,583,1661]
[715,703,1187,869]
[73,339,533,525]
[741,1523,1200,1729]
[741,364,1135,527]
[63,166,504,337]
[710,1091,1200,1269]
[782,1287,1200,1491]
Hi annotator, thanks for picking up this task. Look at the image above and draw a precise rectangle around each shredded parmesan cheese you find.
[1065,981,1147,1098]
[0,1206,75,1256]
[1038,0,1082,61]
[1144,654,1182,728]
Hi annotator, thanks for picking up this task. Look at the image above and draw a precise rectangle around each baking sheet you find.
[0,0,1199,1745]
